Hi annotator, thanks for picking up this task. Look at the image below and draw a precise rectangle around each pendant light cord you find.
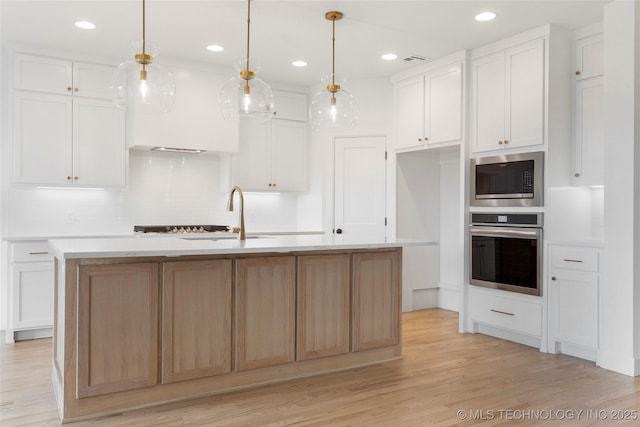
[331,17,336,89]
[245,0,251,91]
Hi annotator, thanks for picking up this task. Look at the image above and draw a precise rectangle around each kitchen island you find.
[49,235,429,422]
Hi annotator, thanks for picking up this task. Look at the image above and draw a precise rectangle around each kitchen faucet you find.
[227,186,246,240]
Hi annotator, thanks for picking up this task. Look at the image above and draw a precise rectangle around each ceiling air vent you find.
[402,55,429,63]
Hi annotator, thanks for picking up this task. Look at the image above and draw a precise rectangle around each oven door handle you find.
[469,226,541,239]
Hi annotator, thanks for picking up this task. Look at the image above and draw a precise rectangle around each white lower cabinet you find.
[7,241,55,342]
[549,245,599,361]
[470,286,543,346]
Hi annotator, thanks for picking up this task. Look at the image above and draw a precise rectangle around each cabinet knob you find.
[74,176,79,180]
[575,70,581,76]
[424,137,429,141]
[74,87,79,92]
[272,183,276,187]
[336,228,343,234]
[504,140,509,144]
[551,276,557,281]
[498,140,503,145]
[67,86,72,92]
[67,176,72,180]
[268,183,272,187]
[575,173,581,178]
[418,138,422,142]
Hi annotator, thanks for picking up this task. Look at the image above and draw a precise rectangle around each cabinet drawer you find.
[551,246,598,272]
[471,291,542,337]
[10,241,54,262]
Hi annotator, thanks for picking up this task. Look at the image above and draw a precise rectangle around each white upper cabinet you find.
[572,29,604,186]
[470,37,545,152]
[12,53,126,187]
[128,64,239,153]
[395,62,463,151]
[272,90,308,121]
[574,33,603,80]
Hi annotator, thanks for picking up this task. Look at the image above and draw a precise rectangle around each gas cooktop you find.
[134,225,230,234]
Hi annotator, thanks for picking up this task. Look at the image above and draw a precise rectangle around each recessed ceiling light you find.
[206,44,224,52]
[292,60,308,67]
[475,12,497,22]
[381,53,398,61]
[74,21,96,30]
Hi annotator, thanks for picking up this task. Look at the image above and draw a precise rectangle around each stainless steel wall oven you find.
[469,213,543,296]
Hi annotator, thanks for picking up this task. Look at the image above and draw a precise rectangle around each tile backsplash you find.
[6,150,304,237]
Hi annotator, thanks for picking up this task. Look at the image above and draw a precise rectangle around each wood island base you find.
[52,248,402,422]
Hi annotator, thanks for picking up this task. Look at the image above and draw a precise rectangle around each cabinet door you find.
[297,254,350,361]
[13,92,72,185]
[395,76,425,149]
[550,270,598,349]
[425,63,463,145]
[162,260,232,384]
[235,120,271,190]
[272,90,308,121]
[471,51,506,152]
[77,263,159,398]
[270,120,307,191]
[13,53,72,95]
[11,261,54,330]
[505,38,545,149]
[73,98,126,187]
[235,256,296,371]
[575,33,603,80]
[352,250,401,351]
[573,77,604,185]
[72,62,115,99]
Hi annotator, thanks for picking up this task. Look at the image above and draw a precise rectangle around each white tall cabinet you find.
[11,53,125,187]
[470,38,545,153]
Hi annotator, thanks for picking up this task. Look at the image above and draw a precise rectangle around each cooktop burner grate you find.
[134,225,229,234]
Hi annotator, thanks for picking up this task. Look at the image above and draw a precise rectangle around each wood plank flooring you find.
[1,309,639,426]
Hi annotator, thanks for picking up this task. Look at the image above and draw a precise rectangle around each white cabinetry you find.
[572,31,603,186]
[470,38,545,152]
[395,63,463,151]
[7,241,54,343]
[549,245,599,361]
[470,287,543,346]
[12,53,125,187]
[128,64,239,153]
[230,90,308,191]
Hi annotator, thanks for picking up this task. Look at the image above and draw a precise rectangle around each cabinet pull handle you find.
[498,140,503,145]
[424,136,429,141]
[504,140,509,144]
[490,309,514,316]
[563,258,583,263]
[418,138,422,142]
[67,176,72,180]
[575,173,581,178]
[575,70,581,75]
[67,86,72,91]
[272,183,276,187]
[29,251,49,255]
[74,176,79,180]
[551,276,557,281]
[74,87,79,92]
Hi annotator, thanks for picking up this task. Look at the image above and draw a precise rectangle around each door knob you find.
[336,228,343,234]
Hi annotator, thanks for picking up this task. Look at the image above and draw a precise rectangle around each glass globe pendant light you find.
[110,0,175,113]
[219,0,274,121]
[309,11,358,131]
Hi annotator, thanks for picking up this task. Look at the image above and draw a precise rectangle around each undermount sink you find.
[179,235,267,241]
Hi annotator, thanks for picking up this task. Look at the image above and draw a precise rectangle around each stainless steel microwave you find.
[470,152,544,207]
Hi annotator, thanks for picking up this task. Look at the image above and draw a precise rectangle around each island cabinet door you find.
[235,256,296,371]
[77,263,159,398]
[297,254,351,361]
[161,260,233,384]
[352,250,401,352]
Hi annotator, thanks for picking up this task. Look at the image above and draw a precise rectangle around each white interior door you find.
[334,136,386,238]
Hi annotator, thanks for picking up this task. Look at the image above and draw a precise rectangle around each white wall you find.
[600,0,640,376]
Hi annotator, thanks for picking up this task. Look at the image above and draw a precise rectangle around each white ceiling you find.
[1,1,608,87]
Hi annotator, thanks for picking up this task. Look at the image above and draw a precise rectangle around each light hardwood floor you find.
[1,309,639,426]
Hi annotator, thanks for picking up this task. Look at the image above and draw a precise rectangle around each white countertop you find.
[49,234,435,259]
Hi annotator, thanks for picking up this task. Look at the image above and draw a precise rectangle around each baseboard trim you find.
[412,288,438,310]
[597,350,640,377]
[437,286,460,312]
